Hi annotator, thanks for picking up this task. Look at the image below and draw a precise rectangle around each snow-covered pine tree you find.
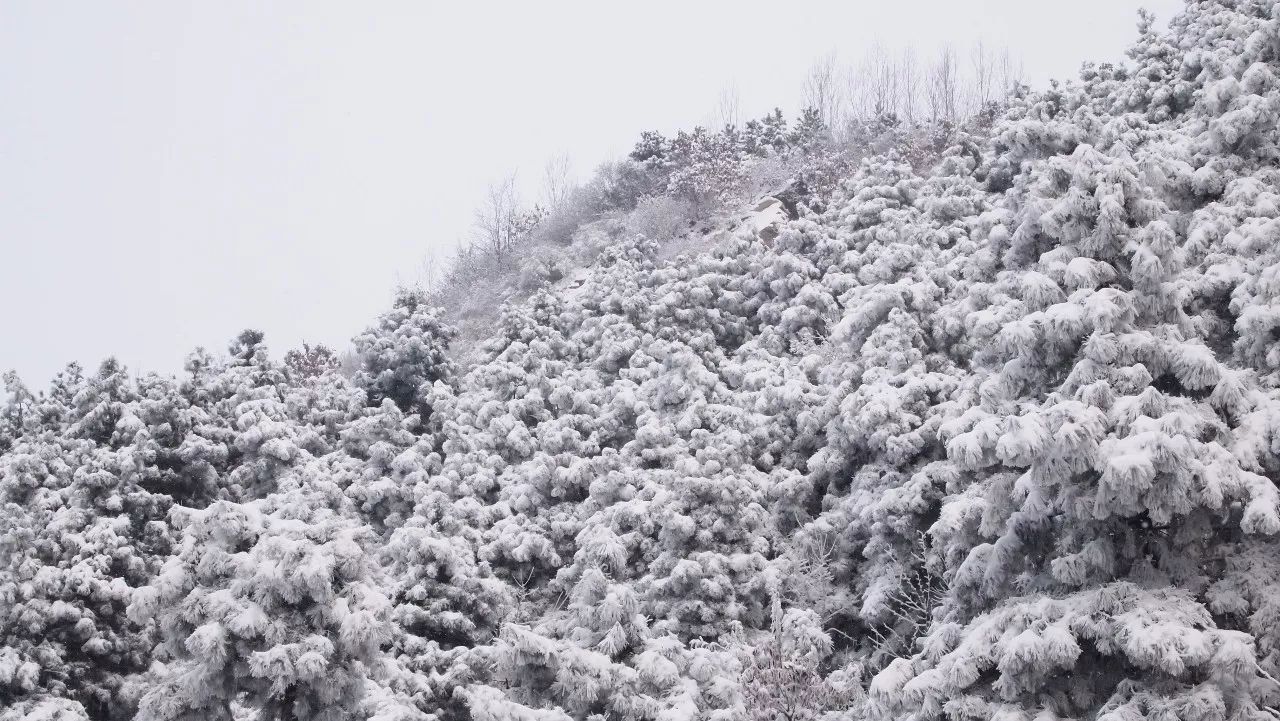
[352,290,457,422]
[129,479,415,721]
[0,362,169,719]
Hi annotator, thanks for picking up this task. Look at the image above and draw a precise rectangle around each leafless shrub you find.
[866,532,947,670]
[283,343,339,380]
[738,589,851,721]
[532,188,597,246]
[630,195,693,243]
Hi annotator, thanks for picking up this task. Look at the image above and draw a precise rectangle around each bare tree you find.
[899,47,921,124]
[970,39,996,113]
[472,174,520,262]
[862,43,899,119]
[926,45,960,124]
[411,253,440,298]
[998,46,1026,102]
[841,59,866,129]
[540,153,573,210]
[802,52,843,131]
[714,82,743,129]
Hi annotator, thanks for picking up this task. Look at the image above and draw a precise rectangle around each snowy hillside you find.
[8,2,1280,720]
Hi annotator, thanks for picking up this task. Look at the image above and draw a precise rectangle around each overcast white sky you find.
[1,0,1183,386]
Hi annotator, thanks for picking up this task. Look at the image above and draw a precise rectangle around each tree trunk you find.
[279,687,297,721]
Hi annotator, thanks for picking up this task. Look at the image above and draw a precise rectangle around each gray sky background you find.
[1,0,1183,386]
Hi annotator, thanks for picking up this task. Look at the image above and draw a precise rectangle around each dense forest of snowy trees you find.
[10,1,1280,719]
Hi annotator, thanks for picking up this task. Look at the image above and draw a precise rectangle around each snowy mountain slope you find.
[9,2,1280,720]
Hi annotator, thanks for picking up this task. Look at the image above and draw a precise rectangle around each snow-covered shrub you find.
[629,195,694,244]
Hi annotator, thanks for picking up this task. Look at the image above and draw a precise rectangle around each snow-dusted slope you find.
[8,2,1280,720]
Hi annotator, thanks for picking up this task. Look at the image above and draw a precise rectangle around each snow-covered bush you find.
[629,195,694,244]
